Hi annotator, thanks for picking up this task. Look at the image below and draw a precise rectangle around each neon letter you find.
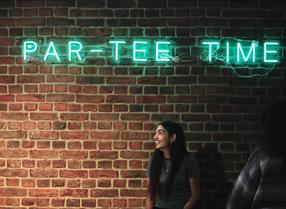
[156,41,170,61]
[23,41,38,61]
[264,42,279,63]
[226,42,230,63]
[44,41,60,62]
[202,41,219,62]
[109,40,126,62]
[237,42,256,63]
[133,41,147,62]
[68,41,82,61]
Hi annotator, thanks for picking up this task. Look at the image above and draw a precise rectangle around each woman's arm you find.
[146,178,154,209]
[183,178,200,209]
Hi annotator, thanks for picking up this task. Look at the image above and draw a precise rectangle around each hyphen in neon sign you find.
[23,40,171,63]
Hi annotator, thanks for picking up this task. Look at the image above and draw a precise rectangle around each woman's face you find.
[154,125,172,150]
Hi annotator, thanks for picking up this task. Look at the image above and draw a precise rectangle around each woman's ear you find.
[170,133,176,143]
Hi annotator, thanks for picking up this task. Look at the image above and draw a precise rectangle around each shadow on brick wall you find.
[195,144,232,209]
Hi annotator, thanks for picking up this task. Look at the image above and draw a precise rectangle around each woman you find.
[146,121,200,209]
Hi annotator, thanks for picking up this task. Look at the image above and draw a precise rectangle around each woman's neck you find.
[161,148,171,159]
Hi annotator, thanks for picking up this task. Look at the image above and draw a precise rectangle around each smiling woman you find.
[146,121,200,209]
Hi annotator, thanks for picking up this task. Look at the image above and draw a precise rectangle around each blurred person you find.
[226,100,286,209]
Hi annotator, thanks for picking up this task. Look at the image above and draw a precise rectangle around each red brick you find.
[39,103,53,111]
[60,189,88,197]
[60,113,88,121]
[0,95,15,102]
[0,75,15,83]
[120,189,146,197]
[113,198,128,207]
[98,160,112,169]
[107,77,136,84]
[106,95,135,103]
[91,189,118,197]
[113,160,127,169]
[30,169,58,178]
[60,131,88,140]
[24,103,37,111]
[16,94,45,102]
[30,150,58,159]
[59,151,88,159]
[121,113,150,121]
[90,151,118,159]
[30,113,57,120]
[5,197,20,206]
[89,170,118,178]
[121,132,149,140]
[82,199,97,207]
[47,75,74,83]
[82,179,97,188]
[0,188,27,197]
[16,18,45,26]
[60,170,88,178]
[0,169,28,177]
[98,199,112,207]
[29,189,58,197]
[76,94,104,103]
[47,94,74,102]
[21,179,35,188]
[90,131,119,140]
[0,150,28,158]
[120,170,146,178]
[29,131,59,140]
[51,199,65,207]
[0,57,14,64]
[91,113,119,121]
[37,121,52,130]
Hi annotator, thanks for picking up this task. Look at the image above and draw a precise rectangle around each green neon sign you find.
[201,40,280,65]
[23,39,172,64]
[22,38,281,71]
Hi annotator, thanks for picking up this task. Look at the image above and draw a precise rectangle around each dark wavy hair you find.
[261,100,286,159]
[149,121,187,200]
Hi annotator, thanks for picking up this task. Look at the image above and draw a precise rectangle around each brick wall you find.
[0,0,286,208]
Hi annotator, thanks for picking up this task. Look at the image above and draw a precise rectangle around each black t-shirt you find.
[147,152,200,209]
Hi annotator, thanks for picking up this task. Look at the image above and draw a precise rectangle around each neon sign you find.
[23,40,171,63]
[201,40,279,64]
[22,38,281,78]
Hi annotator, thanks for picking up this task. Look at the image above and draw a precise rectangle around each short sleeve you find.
[186,152,200,178]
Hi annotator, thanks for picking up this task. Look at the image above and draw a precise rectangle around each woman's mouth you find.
[155,140,160,145]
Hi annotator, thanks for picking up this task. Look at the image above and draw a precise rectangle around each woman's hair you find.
[149,121,187,199]
[262,100,286,158]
